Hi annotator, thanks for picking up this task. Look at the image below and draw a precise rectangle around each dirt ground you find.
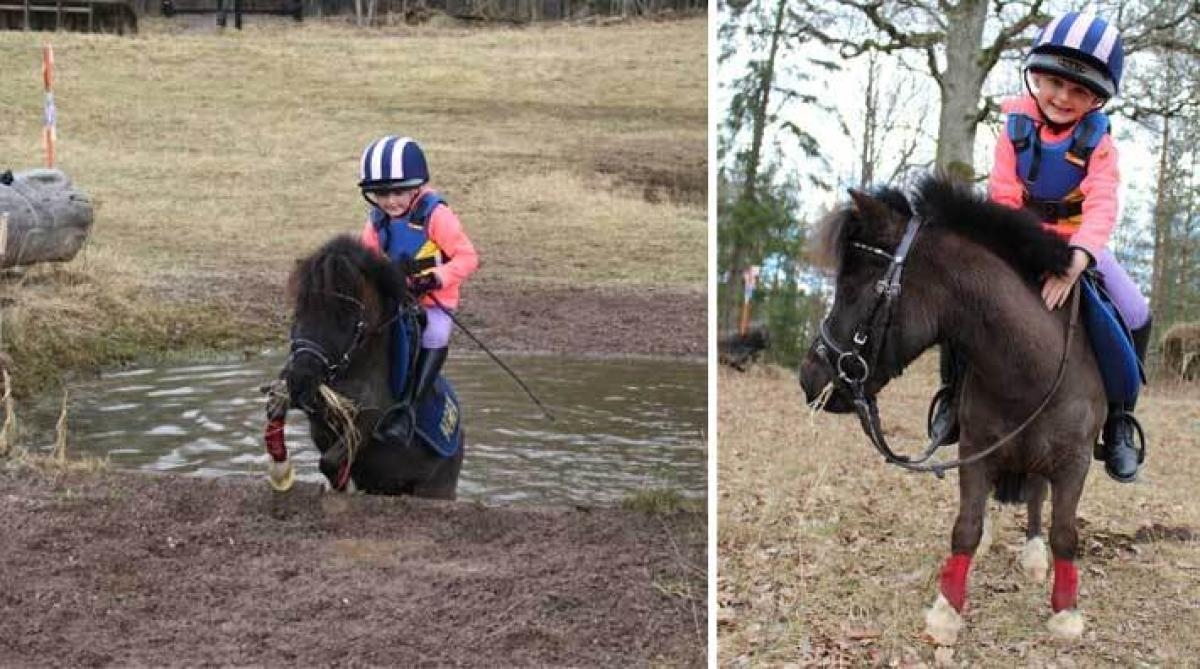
[185,267,707,360]
[0,263,707,669]
[718,358,1200,667]
[0,467,705,666]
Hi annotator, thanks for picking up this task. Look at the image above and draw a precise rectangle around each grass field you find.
[719,355,1200,666]
[0,17,706,393]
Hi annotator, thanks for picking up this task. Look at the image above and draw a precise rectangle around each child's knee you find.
[422,308,453,347]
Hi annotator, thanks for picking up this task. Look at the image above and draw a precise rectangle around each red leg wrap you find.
[1051,559,1078,612]
[265,417,288,462]
[939,553,972,612]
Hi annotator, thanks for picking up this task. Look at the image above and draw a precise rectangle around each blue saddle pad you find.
[389,313,463,459]
[1079,274,1143,405]
[414,376,463,458]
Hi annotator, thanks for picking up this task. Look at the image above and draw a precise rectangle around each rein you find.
[815,216,1082,479]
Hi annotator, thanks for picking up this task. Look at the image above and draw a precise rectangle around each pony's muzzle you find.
[800,347,855,413]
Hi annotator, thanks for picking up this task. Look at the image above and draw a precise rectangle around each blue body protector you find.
[370,192,446,269]
[1079,273,1144,406]
[373,192,462,458]
[1009,111,1140,403]
[1008,110,1108,222]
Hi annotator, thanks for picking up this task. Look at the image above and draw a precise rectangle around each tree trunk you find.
[0,169,93,269]
[1150,115,1172,325]
[859,54,879,187]
[934,0,988,180]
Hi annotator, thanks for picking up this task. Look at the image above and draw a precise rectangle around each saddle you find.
[388,309,463,458]
[1079,271,1144,405]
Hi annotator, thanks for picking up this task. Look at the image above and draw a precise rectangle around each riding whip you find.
[426,294,555,421]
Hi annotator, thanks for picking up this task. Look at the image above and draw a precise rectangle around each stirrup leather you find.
[926,385,958,441]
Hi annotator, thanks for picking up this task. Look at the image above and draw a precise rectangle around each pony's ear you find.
[847,188,893,222]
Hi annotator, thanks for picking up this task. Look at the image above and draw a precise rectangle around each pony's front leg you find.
[1046,474,1087,639]
[924,466,989,645]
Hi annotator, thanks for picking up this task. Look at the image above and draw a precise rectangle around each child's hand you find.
[1042,248,1090,310]
[409,273,440,296]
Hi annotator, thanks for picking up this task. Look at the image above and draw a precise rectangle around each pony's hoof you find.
[1019,536,1048,583]
[267,459,294,492]
[1046,608,1084,639]
[923,593,963,646]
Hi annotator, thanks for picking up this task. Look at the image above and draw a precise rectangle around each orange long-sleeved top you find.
[360,188,479,309]
[988,95,1121,260]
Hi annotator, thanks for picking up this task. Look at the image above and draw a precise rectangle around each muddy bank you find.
[0,468,705,666]
[166,270,706,360]
[464,283,706,358]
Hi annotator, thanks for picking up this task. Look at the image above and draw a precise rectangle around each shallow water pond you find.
[31,353,706,506]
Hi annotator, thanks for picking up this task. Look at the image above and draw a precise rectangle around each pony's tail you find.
[993,473,1027,505]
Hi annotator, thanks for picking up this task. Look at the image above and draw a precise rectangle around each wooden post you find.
[43,44,56,169]
[739,266,759,337]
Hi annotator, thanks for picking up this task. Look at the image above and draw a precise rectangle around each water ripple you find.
[33,353,706,507]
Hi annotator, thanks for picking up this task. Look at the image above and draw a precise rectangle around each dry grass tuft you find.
[0,369,15,456]
[1162,321,1200,381]
[719,353,1200,666]
[0,376,107,474]
[53,390,69,463]
[318,383,361,466]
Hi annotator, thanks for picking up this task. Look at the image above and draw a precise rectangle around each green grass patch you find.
[622,487,702,515]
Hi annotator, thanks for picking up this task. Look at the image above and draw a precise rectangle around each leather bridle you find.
[286,293,406,410]
[814,216,922,392]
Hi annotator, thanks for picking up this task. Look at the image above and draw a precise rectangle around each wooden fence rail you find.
[0,0,137,32]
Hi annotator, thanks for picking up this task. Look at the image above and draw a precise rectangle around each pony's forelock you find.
[289,235,405,320]
[811,206,852,274]
[810,185,911,273]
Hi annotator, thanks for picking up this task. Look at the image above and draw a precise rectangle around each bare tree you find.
[789,0,1200,178]
[1113,2,1200,331]
[851,51,930,187]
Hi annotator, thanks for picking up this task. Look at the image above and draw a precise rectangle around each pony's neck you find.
[925,233,1068,393]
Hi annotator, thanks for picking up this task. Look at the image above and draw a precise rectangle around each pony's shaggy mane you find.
[815,174,1073,283]
[288,235,408,317]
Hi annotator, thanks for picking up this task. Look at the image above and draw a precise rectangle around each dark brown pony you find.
[268,235,463,498]
[799,175,1105,642]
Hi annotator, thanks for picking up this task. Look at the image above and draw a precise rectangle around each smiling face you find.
[368,186,422,218]
[1029,72,1101,125]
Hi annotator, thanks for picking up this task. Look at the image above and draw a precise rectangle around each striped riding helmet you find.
[358,136,429,191]
[1025,12,1124,100]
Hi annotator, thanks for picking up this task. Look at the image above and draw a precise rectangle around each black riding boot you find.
[927,345,964,446]
[1100,318,1152,483]
[374,347,449,445]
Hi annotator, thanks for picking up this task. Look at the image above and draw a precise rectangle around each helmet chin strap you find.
[361,190,383,212]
